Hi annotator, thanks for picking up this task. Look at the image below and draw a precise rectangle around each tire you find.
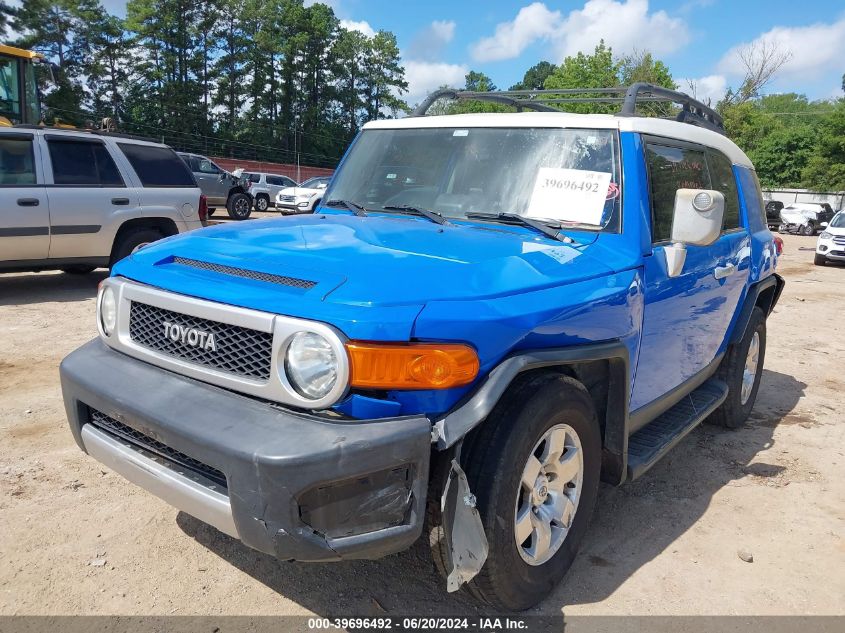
[111,228,164,267]
[435,373,601,611]
[255,195,270,212]
[61,265,96,275]
[227,192,252,220]
[814,253,826,266]
[709,306,766,429]
[801,223,815,236]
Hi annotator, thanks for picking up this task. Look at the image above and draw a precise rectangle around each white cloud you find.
[403,60,468,106]
[718,18,845,81]
[429,20,456,44]
[340,19,376,38]
[470,3,561,62]
[409,19,457,61]
[680,75,728,104]
[470,0,690,63]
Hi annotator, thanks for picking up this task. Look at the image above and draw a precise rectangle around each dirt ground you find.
[0,231,843,616]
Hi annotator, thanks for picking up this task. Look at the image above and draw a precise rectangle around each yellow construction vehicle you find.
[0,44,44,126]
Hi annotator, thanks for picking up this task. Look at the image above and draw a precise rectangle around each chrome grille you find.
[832,236,845,246]
[129,301,272,380]
[172,256,316,290]
[88,408,227,489]
[279,195,296,203]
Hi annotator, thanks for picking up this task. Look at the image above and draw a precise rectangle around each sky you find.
[58,0,845,105]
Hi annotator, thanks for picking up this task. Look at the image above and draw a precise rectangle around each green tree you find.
[464,70,496,92]
[543,41,621,114]
[509,61,556,91]
[360,30,409,119]
[802,100,845,191]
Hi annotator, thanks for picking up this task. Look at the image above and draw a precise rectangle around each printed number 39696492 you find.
[543,178,601,193]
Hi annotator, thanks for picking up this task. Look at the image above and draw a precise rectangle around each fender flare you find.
[431,341,631,483]
[730,273,785,346]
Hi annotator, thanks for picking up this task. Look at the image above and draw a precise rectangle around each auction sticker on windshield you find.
[526,168,611,226]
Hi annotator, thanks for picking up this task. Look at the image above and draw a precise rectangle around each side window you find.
[248,173,261,183]
[198,158,220,174]
[117,143,196,187]
[706,150,740,231]
[645,143,711,243]
[267,175,290,186]
[0,136,37,185]
[47,139,124,186]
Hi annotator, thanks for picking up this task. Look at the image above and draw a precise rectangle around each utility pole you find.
[294,113,301,183]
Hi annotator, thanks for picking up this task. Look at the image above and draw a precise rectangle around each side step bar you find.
[627,379,728,480]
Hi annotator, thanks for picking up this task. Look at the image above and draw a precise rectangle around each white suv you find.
[1,128,206,274]
[243,172,298,211]
[815,212,845,265]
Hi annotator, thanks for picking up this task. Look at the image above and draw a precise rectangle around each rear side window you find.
[118,143,196,187]
[645,143,711,243]
[47,139,124,186]
[268,175,294,186]
[247,173,260,183]
[0,136,36,185]
[706,150,740,231]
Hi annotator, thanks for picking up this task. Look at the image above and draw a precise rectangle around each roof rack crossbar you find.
[411,83,725,135]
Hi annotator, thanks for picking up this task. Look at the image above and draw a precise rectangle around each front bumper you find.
[61,339,431,561]
[816,238,845,260]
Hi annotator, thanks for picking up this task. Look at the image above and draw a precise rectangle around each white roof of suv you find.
[364,112,753,168]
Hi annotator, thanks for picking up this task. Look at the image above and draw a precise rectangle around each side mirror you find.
[664,189,725,278]
[820,222,829,228]
[317,183,327,190]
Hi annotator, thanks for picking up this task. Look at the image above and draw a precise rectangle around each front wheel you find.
[814,253,826,266]
[111,228,164,268]
[227,193,252,220]
[801,223,815,236]
[450,374,601,611]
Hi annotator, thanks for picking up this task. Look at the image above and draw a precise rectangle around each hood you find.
[114,214,620,336]
[823,224,845,236]
[278,186,322,197]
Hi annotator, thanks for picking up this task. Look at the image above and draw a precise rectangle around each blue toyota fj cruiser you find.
[60,85,784,610]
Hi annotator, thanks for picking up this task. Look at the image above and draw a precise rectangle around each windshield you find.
[830,213,845,229]
[326,127,622,231]
[301,176,328,189]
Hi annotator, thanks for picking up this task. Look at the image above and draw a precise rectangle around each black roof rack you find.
[411,82,725,136]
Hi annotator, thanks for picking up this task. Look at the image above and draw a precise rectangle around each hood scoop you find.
[171,256,318,290]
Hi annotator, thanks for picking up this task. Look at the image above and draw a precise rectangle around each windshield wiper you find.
[465,212,573,243]
[323,199,368,216]
[380,204,452,226]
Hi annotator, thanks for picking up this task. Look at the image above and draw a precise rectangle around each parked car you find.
[177,152,252,220]
[814,212,845,265]
[764,200,784,230]
[778,202,835,236]
[242,172,298,211]
[1,127,205,274]
[274,176,331,213]
[60,85,783,611]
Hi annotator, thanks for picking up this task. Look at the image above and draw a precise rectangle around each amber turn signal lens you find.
[346,342,479,390]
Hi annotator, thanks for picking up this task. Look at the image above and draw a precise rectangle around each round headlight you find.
[819,231,832,240]
[100,286,117,336]
[284,332,338,400]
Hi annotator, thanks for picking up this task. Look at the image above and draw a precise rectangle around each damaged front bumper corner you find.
[60,339,431,562]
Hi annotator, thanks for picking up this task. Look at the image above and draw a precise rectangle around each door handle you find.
[17,198,39,207]
[714,264,736,279]
[111,197,130,206]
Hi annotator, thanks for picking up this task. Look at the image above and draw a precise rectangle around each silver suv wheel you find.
[514,423,583,566]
